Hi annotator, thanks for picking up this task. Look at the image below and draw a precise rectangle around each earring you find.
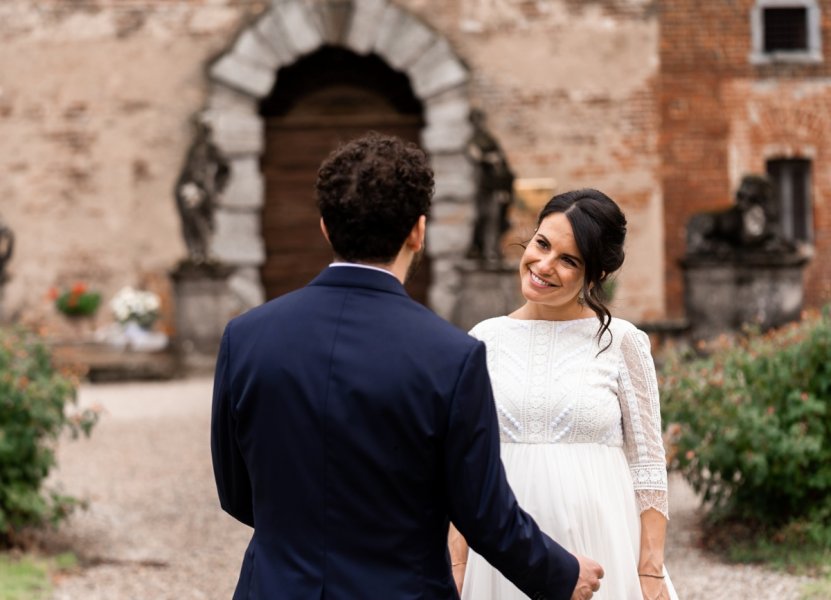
[577,291,585,306]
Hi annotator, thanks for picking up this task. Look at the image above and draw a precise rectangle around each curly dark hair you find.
[316,132,434,263]
[537,189,627,352]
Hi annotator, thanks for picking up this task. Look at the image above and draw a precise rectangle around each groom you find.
[211,133,603,599]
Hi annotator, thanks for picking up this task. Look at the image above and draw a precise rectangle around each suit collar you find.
[309,265,409,297]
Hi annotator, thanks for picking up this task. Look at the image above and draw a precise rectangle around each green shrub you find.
[660,309,831,542]
[0,327,98,547]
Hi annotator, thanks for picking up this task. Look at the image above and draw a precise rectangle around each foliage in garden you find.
[660,309,831,546]
[0,327,98,546]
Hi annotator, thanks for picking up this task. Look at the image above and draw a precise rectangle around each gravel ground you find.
[39,377,812,599]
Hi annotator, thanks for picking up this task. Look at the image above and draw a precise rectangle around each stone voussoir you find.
[210,210,266,266]
[407,38,469,99]
[232,28,284,71]
[218,157,264,210]
[344,0,388,55]
[421,120,473,154]
[254,8,299,65]
[373,5,436,70]
[209,52,275,99]
[271,0,323,57]
[201,108,264,157]
[432,154,476,199]
[424,86,471,127]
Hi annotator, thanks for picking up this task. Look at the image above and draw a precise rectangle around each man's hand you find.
[570,555,604,600]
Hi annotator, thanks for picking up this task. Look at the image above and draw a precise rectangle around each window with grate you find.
[763,8,808,52]
[767,158,812,243]
[750,0,822,64]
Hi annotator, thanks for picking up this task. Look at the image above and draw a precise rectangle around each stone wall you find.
[0,0,267,334]
[0,0,664,334]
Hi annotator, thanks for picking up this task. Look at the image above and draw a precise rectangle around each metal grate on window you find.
[763,7,809,52]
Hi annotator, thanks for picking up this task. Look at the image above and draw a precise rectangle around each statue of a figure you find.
[466,109,515,263]
[686,174,793,256]
[0,221,14,283]
[175,118,230,265]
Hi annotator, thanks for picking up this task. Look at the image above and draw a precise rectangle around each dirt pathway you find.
[41,378,810,599]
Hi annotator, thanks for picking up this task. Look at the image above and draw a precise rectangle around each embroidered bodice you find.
[470,316,669,517]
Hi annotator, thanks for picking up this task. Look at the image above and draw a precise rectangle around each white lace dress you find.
[461,316,678,600]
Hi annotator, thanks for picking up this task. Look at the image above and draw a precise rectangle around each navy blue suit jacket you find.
[211,266,579,599]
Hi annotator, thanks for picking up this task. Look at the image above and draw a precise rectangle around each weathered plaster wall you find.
[400,0,664,320]
[1,0,663,332]
[0,0,266,332]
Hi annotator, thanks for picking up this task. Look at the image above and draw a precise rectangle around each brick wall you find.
[659,0,831,316]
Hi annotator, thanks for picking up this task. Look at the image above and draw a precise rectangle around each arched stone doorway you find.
[259,46,430,303]
[198,0,476,321]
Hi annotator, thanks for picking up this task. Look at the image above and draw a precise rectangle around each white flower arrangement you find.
[110,286,161,329]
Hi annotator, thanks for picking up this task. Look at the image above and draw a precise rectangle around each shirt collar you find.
[329,262,398,280]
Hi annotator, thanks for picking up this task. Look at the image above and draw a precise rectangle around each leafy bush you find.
[0,327,98,546]
[660,309,831,545]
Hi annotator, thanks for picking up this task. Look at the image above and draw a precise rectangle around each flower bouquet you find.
[50,282,101,317]
[110,286,161,329]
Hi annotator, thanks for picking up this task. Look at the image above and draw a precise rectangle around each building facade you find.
[660,0,831,317]
[0,0,827,339]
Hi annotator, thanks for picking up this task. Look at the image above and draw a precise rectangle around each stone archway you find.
[198,0,475,321]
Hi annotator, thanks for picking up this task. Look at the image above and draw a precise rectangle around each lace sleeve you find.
[618,328,669,518]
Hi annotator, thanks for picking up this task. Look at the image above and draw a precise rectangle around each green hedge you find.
[660,309,831,544]
[0,327,98,546]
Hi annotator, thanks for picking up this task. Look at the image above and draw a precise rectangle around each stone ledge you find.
[51,342,179,382]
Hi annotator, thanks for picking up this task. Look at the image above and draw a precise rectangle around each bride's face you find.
[519,212,586,318]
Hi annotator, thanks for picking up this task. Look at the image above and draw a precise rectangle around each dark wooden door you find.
[260,85,430,303]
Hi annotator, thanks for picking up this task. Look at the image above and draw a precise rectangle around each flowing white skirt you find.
[462,443,679,600]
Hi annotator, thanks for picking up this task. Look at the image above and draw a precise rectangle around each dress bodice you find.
[470,316,669,516]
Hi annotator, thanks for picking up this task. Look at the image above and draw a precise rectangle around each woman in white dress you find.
[450,189,678,600]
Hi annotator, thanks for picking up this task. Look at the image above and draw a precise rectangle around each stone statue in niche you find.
[686,174,794,256]
[174,118,230,266]
[466,109,515,264]
[0,220,14,283]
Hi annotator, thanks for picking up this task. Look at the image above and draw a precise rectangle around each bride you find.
[451,189,679,600]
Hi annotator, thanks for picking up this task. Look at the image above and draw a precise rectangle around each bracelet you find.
[452,562,467,567]
[638,573,664,579]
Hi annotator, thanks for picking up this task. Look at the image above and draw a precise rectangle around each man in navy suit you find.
[211,133,603,599]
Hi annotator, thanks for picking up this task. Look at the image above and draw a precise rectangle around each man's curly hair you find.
[316,132,434,263]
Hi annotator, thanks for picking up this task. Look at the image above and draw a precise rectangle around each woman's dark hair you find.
[316,132,434,263]
[537,188,627,352]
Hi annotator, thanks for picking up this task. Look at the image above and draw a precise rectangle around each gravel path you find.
[40,377,811,599]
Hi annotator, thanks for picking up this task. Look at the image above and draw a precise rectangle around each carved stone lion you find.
[686,174,793,256]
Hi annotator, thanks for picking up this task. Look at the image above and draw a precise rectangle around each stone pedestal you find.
[171,262,235,370]
[452,262,522,332]
[682,252,808,342]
